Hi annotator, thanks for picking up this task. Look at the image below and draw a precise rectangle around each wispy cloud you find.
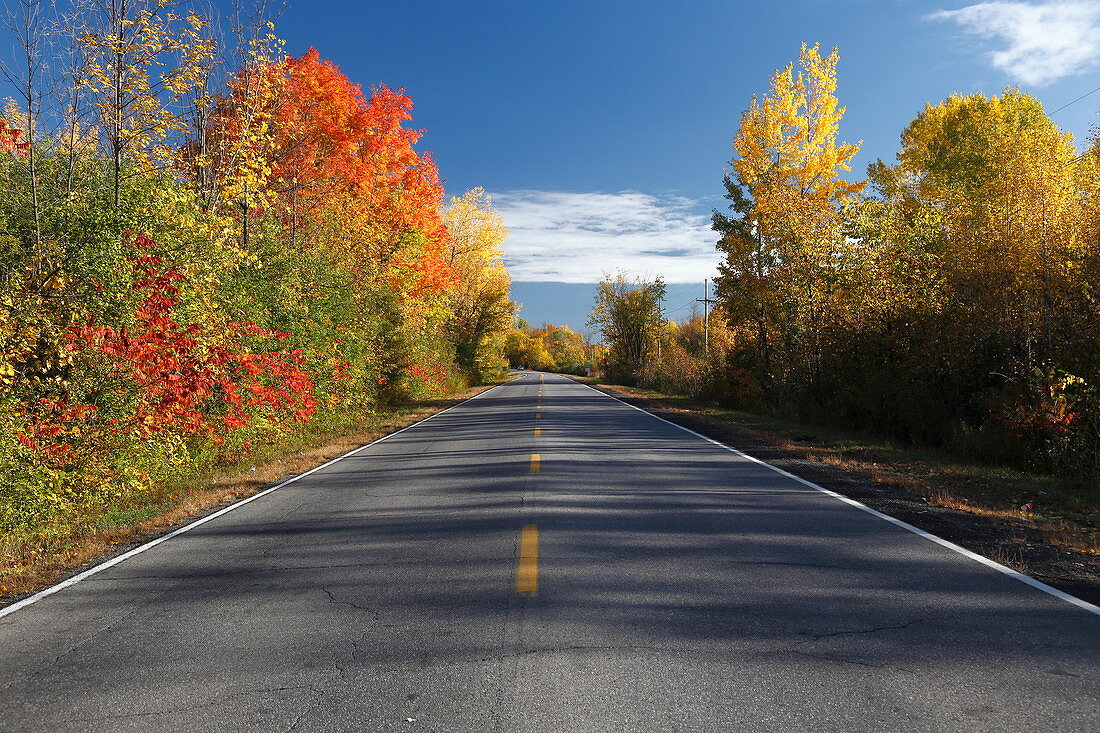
[491,190,722,284]
[929,1,1100,86]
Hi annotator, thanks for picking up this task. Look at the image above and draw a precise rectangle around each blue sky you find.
[8,1,1089,332]
[264,0,1100,332]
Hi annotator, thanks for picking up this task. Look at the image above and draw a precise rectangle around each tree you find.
[732,43,862,254]
[78,0,215,206]
[442,188,515,377]
[529,324,589,373]
[713,175,777,376]
[182,3,282,225]
[891,90,1081,361]
[207,49,454,295]
[0,0,48,251]
[715,43,863,393]
[504,329,553,371]
[588,272,665,383]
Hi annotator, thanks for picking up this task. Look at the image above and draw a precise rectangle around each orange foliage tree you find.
[249,49,454,295]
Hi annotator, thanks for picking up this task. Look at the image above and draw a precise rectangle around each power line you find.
[1051,86,1100,115]
[664,283,697,301]
[666,299,698,316]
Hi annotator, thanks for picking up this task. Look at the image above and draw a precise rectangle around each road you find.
[1,372,1097,731]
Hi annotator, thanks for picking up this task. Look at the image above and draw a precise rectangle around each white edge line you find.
[569,376,1100,617]
[0,378,521,622]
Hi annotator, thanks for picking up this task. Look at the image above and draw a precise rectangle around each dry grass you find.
[0,381,506,603]
[987,543,1030,573]
[921,488,1099,554]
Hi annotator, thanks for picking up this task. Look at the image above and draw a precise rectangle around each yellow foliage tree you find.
[186,14,284,228]
[442,188,515,376]
[504,329,554,372]
[717,43,862,387]
[892,90,1083,359]
[78,0,216,205]
[733,43,863,255]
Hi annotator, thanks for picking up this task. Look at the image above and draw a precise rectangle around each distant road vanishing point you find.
[1,372,1097,732]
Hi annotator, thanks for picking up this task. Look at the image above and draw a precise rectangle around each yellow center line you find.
[516,524,539,596]
[534,426,541,436]
[535,413,541,419]
[530,453,540,472]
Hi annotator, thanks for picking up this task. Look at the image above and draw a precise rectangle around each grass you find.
[579,377,1099,557]
[0,378,512,603]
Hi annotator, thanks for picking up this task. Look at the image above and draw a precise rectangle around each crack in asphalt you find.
[797,617,934,643]
[318,586,380,689]
[47,581,381,728]
[775,618,936,674]
[264,586,383,732]
[283,709,311,733]
[282,684,329,733]
[791,649,915,673]
[36,581,182,676]
[320,586,380,614]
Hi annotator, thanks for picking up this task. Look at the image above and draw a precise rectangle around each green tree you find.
[588,272,665,384]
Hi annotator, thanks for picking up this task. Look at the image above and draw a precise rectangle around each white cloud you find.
[930,1,1100,85]
[490,190,722,284]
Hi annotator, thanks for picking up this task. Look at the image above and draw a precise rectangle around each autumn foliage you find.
[241,50,453,294]
[504,320,599,375]
[611,43,1100,484]
[0,3,513,541]
[0,120,29,155]
[70,234,318,439]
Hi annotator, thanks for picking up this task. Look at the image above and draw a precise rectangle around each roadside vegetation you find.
[503,319,602,375]
[0,2,515,595]
[581,44,1100,543]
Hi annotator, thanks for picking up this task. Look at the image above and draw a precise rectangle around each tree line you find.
[0,1,514,541]
[503,319,601,375]
[589,43,1100,482]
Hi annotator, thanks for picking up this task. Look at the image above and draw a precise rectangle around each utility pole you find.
[695,278,717,355]
[656,291,663,360]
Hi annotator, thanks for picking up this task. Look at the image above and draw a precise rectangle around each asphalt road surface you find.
[1,372,1098,732]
